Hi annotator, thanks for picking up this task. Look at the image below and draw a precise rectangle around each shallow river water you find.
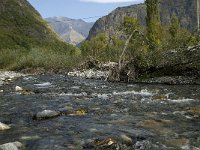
[0,74,200,150]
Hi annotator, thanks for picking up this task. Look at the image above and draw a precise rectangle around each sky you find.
[27,0,144,22]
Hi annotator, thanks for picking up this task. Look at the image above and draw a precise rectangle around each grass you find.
[0,48,81,71]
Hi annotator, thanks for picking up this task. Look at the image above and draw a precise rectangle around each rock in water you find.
[0,141,22,150]
[0,122,10,131]
[33,110,60,120]
[15,86,23,92]
[133,140,152,150]
[120,134,133,145]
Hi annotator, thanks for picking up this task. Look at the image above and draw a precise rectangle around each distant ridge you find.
[46,17,94,45]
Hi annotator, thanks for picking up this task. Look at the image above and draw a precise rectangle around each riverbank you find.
[0,71,25,87]
[68,45,200,85]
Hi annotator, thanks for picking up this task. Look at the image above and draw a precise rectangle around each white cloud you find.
[80,0,142,3]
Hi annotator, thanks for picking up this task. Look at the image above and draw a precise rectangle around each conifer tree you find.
[169,14,180,38]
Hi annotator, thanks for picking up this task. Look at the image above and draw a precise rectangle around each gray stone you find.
[15,86,23,92]
[0,71,25,87]
[0,122,10,131]
[34,110,60,120]
[133,140,152,150]
[0,141,22,150]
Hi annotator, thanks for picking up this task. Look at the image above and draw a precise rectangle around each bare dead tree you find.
[118,30,154,70]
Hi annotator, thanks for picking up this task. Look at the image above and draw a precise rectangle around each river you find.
[0,74,199,150]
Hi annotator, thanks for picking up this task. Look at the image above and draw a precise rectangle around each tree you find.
[169,14,180,38]
[145,0,161,50]
[166,14,197,49]
[118,16,140,69]
[80,33,109,61]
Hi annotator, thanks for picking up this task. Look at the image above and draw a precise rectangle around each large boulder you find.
[0,142,22,150]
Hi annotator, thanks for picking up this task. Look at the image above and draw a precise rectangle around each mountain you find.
[46,17,94,45]
[0,0,74,51]
[87,0,197,40]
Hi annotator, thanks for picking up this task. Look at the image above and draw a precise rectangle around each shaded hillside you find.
[46,17,94,45]
[87,0,197,40]
[0,0,75,51]
[0,0,79,70]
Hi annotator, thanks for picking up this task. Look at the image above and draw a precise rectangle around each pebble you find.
[15,86,23,92]
[0,122,10,131]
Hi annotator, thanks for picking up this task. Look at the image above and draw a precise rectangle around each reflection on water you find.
[0,74,200,149]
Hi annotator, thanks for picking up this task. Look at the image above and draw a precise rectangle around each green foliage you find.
[0,48,81,71]
[121,16,150,67]
[80,33,125,62]
[80,33,110,61]
[161,14,197,50]
[122,16,139,35]
[108,36,124,61]
[145,0,162,50]
[169,14,180,38]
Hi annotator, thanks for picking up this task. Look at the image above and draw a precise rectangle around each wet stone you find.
[0,122,10,131]
[20,90,35,95]
[83,138,120,150]
[133,140,152,150]
[15,86,23,92]
[68,109,88,116]
[33,110,60,120]
[187,107,200,116]
[167,138,190,148]
[151,95,167,101]
[0,141,22,150]
[136,120,173,128]
[83,137,137,150]
[120,134,133,145]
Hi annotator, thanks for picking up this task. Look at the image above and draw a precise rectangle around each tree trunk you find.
[197,0,200,31]
[118,30,135,70]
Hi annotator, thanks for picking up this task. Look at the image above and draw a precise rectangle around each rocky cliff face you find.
[46,17,94,45]
[87,0,197,40]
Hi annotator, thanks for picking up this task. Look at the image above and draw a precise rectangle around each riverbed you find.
[0,73,199,149]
